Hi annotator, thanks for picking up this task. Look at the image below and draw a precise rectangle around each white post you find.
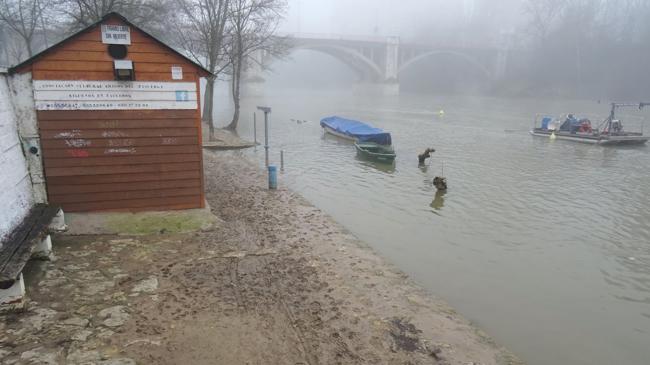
[32,235,53,260]
[49,208,67,232]
[0,273,26,312]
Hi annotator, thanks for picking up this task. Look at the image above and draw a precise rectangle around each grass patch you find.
[107,211,214,235]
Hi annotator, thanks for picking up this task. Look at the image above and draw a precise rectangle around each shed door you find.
[38,109,204,212]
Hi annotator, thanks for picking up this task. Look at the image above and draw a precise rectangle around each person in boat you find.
[418,148,436,165]
[578,118,593,133]
[560,114,583,134]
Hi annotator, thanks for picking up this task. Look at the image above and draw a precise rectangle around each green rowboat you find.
[354,142,396,163]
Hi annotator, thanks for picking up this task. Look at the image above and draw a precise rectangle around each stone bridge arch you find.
[398,50,494,80]
[289,43,384,82]
[245,34,505,95]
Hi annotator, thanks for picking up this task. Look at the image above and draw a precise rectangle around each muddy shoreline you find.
[0,151,523,364]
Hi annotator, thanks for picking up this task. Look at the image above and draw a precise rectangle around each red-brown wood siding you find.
[29,16,206,212]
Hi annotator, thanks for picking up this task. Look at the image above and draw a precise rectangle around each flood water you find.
[214,87,650,365]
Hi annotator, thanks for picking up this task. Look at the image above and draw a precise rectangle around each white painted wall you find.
[0,70,34,245]
[9,72,47,204]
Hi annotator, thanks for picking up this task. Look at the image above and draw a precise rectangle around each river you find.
[213,86,650,365]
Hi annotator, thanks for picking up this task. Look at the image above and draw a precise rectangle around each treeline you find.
[400,0,650,100]
[0,0,287,137]
[510,0,650,100]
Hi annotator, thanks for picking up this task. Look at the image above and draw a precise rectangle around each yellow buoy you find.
[550,131,557,140]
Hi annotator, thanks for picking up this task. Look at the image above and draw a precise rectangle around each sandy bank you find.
[0,150,523,365]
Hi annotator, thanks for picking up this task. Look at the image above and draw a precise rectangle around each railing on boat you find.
[533,112,645,135]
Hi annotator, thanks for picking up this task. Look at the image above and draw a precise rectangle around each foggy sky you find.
[280,0,524,40]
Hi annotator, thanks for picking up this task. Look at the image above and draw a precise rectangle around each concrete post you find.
[49,208,67,232]
[0,273,26,312]
[494,30,513,81]
[243,49,266,96]
[31,235,53,260]
[384,36,400,82]
[494,48,508,81]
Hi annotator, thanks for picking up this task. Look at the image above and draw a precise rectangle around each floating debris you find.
[433,176,447,191]
[418,147,435,165]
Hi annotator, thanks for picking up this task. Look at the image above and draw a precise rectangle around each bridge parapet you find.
[245,33,509,91]
[279,32,396,44]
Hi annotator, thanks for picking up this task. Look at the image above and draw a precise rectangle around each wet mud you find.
[0,151,523,365]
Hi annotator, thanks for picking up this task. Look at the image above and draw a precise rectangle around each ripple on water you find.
[231,92,650,365]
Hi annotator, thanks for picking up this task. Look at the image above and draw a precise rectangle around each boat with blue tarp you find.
[320,116,392,145]
[320,116,396,163]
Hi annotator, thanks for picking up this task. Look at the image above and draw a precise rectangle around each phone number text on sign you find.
[35,101,197,110]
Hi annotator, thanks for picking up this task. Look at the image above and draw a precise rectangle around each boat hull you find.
[322,125,358,142]
[354,142,396,163]
[530,129,649,145]
[320,116,392,145]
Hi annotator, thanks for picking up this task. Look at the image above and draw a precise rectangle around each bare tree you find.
[0,23,8,65]
[172,0,230,141]
[609,0,650,44]
[2,31,29,64]
[59,0,171,31]
[224,0,286,131]
[0,0,49,57]
[522,0,568,45]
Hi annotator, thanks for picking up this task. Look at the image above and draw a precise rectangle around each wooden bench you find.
[0,204,60,292]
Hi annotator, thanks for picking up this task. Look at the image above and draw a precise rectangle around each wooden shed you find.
[9,12,211,212]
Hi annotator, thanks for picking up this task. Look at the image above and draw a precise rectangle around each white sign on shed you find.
[33,80,197,110]
[171,66,183,80]
[101,25,131,45]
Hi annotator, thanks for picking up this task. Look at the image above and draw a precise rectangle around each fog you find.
[280,0,523,40]
[1,0,649,99]
[2,3,650,365]
[267,0,650,100]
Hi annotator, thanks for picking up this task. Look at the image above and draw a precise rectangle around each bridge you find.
[246,33,510,93]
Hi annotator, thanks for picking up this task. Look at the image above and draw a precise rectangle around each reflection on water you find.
[322,131,397,173]
[430,190,446,212]
[216,89,650,365]
[354,155,396,173]
[321,131,352,146]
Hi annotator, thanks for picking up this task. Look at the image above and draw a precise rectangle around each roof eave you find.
[8,12,213,78]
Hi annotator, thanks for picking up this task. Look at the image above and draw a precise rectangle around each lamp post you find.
[257,106,271,167]
[253,112,257,148]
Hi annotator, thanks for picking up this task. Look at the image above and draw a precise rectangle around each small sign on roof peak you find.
[102,24,131,45]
